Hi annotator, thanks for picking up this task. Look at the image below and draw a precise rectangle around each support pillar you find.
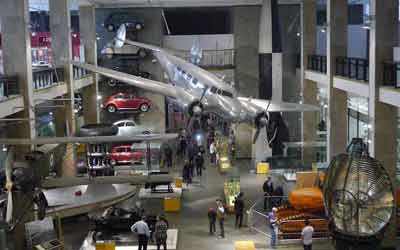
[326,0,348,160]
[0,0,36,148]
[50,0,76,177]
[79,5,100,124]
[259,0,282,101]
[368,0,398,247]
[301,0,318,163]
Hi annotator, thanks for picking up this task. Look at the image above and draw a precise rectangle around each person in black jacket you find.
[263,176,274,210]
[194,152,204,176]
[207,207,217,235]
[234,192,245,228]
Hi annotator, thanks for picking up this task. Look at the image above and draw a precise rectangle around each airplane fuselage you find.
[152,50,250,122]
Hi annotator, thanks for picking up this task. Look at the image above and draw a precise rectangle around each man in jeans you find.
[216,199,225,238]
[301,219,314,250]
[131,216,151,250]
[268,207,278,249]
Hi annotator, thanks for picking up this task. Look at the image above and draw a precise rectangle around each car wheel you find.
[107,104,117,113]
[108,80,117,87]
[138,49,147,58]
[135,23,143,30]
[139,103,149,112]
[106,24,115,32]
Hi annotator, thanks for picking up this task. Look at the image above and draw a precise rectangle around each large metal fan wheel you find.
[324,153,395,238]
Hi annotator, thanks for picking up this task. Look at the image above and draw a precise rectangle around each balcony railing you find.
[0,75,19,101]
[180,49,235,69]
[32,67,64,90]
[73,65,90,80]
[307,54,327,73]
[336,57,369,82]
[383,61,400,88]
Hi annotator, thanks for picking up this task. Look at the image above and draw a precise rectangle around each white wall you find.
[163,34,234,51]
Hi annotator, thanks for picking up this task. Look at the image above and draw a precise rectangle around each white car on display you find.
[113,119,154,136]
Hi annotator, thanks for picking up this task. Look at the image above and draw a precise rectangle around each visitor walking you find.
[216,199,225,238]
[263,176,274,210]
[209,141,216,165]
[131,216,150,250]
[207,207,217,235]
[268,207,278,249]
[182,160,192,186]
[155,216,169,250]
[301,219,314,250]
[195,152,204,176]
[234,192,245,228]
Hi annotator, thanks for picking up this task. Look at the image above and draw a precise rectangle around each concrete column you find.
[259,0,282,101]
[368,0,398,247]
[49,0,76,177]
[301,0,318,162]
[79,5,100,124]
[326,0,348,160]
[0,0,36,143]
[233,6,260,98]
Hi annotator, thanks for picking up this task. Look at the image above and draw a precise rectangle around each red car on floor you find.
[101,92,151,113]
[109,145,144,165]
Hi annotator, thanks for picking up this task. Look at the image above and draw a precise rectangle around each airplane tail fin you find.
[190,37,203,65]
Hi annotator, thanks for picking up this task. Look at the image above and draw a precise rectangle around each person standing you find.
[207,207,217,235]
[195,152,204,176]
[216,200,225,238]
[131,216,150,250]
[155,216,169,250]
[263,176,274,210]
[234,192,245,228]
[182,160,192,187]
[268,207,278,249]
[301,219,314,250]
[209,141,217,165]
[164,145,173,169]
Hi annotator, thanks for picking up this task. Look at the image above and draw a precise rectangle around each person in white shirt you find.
[209,142,217,164]
[131,216,151,250]
[301,219,314,250]
[216,200,225,238]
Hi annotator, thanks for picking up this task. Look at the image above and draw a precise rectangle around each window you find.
[126,147,132,153]
[192,78,198,85]
[114,95,123,99]
[126,121,135,127]
[210,87,218,94]
[116,122,125,127]
[116,148,125,153]
[221,90,233,98]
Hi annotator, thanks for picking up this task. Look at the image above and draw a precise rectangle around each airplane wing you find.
[238,97,320,113]
[0,133,178,145]
[70,61,178,98]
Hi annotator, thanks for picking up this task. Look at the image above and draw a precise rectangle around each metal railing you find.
[335,57,369,81]
[73,65,90,80]
[307,55,327,73]
[0,75,19,101]
[248,196,329,240]
[383,61,400,88]
[32,67,64,90]
[180,49,235,68]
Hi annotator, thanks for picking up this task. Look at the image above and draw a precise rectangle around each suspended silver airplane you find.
[71,24,318,142]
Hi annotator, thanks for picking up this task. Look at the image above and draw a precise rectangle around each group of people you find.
[207,192,245,239]
[131,215,169,250]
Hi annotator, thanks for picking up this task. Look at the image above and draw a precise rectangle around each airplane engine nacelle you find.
[188,101,204,117]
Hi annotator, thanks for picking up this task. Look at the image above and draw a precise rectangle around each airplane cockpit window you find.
[221,90,233,98]
[210,87,218,94]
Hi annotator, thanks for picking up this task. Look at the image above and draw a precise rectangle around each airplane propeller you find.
[4,147,14,223]
[252,100,271,144]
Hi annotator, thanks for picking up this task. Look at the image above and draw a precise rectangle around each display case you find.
[223,176,240,213]
[216,136,232,173]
